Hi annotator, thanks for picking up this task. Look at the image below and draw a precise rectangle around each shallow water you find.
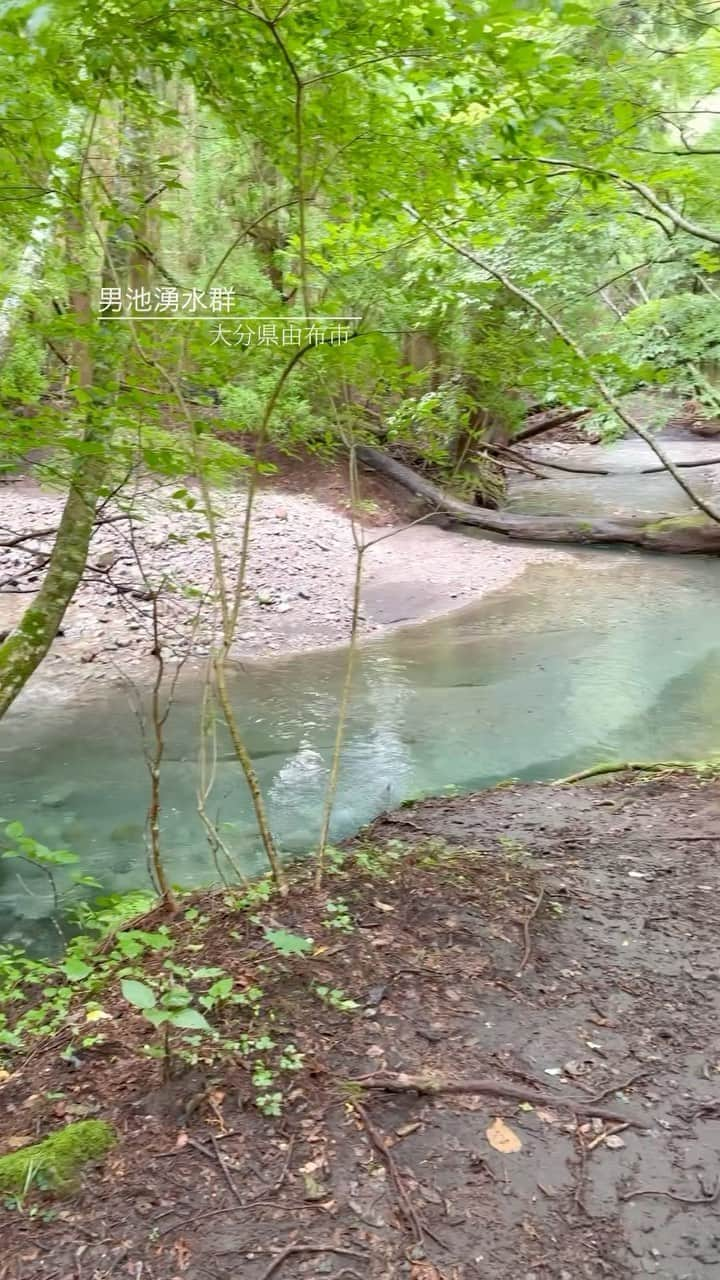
[2,440,719,948]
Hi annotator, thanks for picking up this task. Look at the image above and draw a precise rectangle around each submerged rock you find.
[39,783,75,808]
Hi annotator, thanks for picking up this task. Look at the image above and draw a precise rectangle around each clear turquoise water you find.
[2,442,719,948]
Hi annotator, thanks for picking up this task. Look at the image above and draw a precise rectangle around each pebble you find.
[1,477,567,696]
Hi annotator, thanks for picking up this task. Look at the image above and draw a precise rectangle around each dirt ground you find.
[1,770,719,1280]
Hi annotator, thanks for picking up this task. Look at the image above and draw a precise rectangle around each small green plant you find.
[278,1043,304,1070]
[322,846,346,874]
[0,820,100,923]
[120,977,213,1031]
[264,928,314,956]
[1,820,79,871]
[322,898,354,932]
[255,1091,283,1117]
[3,1159,40,1213]
[497,835,529,861]
[119,977,215,1075]
[224,874,276,912]
[313,984,359,1012]
[353,839,406,877]
[198,975,235,1010]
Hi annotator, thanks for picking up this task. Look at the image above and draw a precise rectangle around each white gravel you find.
[0,476,567,700]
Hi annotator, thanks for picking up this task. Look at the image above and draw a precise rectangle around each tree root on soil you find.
[354,1071,648,1127]
[260,1244,368,1280]
[518,886,544,973]
[620,1176,720,1206]
[552,760,689,785]
[353,1101,432,1246]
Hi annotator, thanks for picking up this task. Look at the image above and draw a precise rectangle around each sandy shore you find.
[0,477,567,702]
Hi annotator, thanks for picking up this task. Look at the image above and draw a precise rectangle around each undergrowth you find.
[0,836,457,1117]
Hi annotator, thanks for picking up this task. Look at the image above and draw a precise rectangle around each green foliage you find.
[0,1121,115,1199]
[313,984,359,1012]
[1,819,78,869]
[120,975,213,1032]
[0,324,46,404]
[322,898,354,932]
[0,820,103,940]
[622,294,720,404]
[264,928,314,956]
[1,0,720,551]
[0,890,171,1055]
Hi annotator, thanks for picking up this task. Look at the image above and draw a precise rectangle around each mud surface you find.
[1,771,719,1279]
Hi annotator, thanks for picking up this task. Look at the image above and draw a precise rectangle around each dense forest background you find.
[3,0,720,539]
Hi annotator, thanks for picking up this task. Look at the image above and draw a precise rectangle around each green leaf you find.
[169,1007,212,1031]
[145,1008,169,1027]
[62,958,92,982]
[40,849,78,866]
[120,979,156,1010]
[264,929,314,956]
[208,977,233,999]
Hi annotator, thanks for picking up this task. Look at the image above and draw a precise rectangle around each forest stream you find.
[2,437,720,950]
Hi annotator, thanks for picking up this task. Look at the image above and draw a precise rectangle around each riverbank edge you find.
[1,474,568,708]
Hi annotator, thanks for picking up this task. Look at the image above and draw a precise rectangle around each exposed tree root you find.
[620,1177,720,1206]
[518,886,544,974]
[353,1101,429,1245]
[354,1071,648,1127]
[552,760,690,785]
[260,1244,368,1280]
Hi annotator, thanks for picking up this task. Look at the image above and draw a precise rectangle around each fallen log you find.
[514,406,590,442]
[356,444,720,553]
[512,448,720,477]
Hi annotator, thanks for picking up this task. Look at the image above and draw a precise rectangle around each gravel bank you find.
[0,477,567,702]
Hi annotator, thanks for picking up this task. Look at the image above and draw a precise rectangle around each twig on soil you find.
[621,1175,720,1205]
[573,1129,589,1214]
[353,1101,430,1247]
[158,1138,296,1235]
[518,886,544,974]
[586,1123,629,1151]
[486,977,541,1007]
[259,1244,367,1280]
[589,1069,652,1104]
[209,1132,243,1204]
[354,1071,648,1126]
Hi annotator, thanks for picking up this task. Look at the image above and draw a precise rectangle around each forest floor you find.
[2,769,719,1280]
[0,461,565,704]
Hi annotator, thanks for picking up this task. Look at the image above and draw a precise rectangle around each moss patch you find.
[644,513,710,533]
[0,1120,115,1195]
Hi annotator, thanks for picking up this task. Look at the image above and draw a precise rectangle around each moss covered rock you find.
[0,1119,116,1195]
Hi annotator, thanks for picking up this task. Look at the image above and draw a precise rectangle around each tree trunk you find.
[356,445,720,554]
[0,407,111,717]
[0,112,133,719]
